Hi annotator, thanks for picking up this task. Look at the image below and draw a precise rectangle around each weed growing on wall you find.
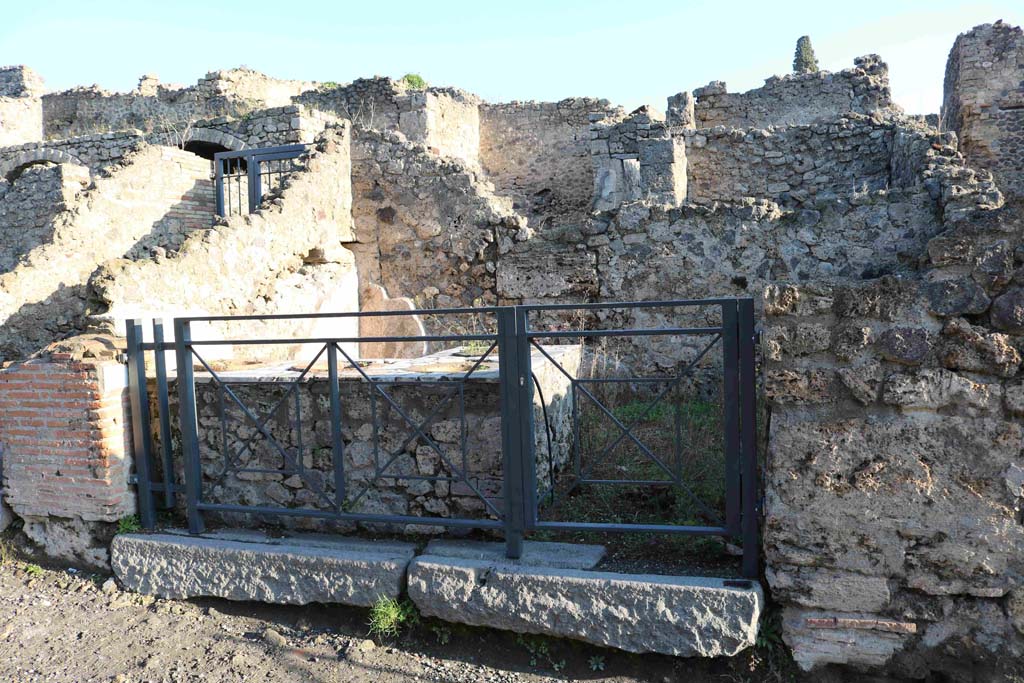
[368,597,420,638]
[399,73,428,90]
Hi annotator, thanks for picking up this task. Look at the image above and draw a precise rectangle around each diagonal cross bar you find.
[335,342,504,518]
[531,334,725,526]
[191,347,338,510]
[218,344,328,474]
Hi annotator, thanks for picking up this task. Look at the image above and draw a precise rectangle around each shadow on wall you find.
[0,173,216,361]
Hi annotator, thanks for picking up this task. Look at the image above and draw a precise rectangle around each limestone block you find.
[922,278,990,317]
[408,555,763,657]
[990,287,1024,333]
[112,532,416,607]
[939,318,1021,377]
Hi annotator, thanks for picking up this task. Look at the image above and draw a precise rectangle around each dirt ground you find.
[0,541,799,683]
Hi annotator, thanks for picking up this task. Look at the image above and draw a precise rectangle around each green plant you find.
[317,81,341,92]
[24,563,42,576]
[399,73,427,90]
[588,654,606,671]
[460,339,493,357]
[368,596,419,638]
[117,515,142,535]
[793,36,819,74]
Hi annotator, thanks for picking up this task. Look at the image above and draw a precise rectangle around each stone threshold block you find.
[408,555,763,657]
[112,531,417,607]
[422,539,606,569]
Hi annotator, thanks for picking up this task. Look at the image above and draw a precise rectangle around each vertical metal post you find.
[152,319,177,509]
[173,319,205,534]
[327,342,347,510]
[214,156,225,217]
[516,307,538,529]
[497,307,524,558]
[722,301,741,536]
[125,320,156,530]
[738,298,760,579]
[248,155,261,213]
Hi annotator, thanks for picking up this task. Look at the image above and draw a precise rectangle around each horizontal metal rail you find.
[124,297,760,578]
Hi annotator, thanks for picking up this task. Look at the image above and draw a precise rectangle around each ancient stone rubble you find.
[0,19,1021,680]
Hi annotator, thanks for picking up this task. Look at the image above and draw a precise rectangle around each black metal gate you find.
[126,299,760,578]
[214,145,306,217]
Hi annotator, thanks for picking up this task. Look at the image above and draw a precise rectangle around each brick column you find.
[0,352,135,565]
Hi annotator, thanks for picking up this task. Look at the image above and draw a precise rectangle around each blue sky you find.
[1,1,1021,115]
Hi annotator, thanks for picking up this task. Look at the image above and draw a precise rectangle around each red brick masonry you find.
[0,355,134,522]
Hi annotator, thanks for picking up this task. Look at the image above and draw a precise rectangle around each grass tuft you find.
[368,596,419,638]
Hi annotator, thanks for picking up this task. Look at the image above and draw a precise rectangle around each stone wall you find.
[41,68,316,140]
[399,90,481,165]
[0,145,216,361]
[349,127,527,316]
[0,347,133,568]
[0,162,90,273]
[684,115,894,205]
[479,99,617,223]
[0,66,43,146]
[761,118,1023,678]
[0,105,332,178]
[590,106,687,211]
[693,55,895,129]
[942,21,1024,201]
[89,124,357,355]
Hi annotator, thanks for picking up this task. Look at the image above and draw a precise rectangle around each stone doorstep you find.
[422,538,605,570]
[111,533,762,658]
[408,555,764,658]
[111,532,417,608]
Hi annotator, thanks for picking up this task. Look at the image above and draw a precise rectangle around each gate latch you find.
[519,376,525,387]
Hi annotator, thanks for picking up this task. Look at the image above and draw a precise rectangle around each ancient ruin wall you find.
[684,115,893,204]
[0,66,43,146]
[0,347,133,568]
[0,162,91,273]
[41,68,316,139]
[0,105,332,177]
[90,124,356,344]
[761,122,1023,677]
[479,99,617,222]
[693,55,895,129]
[590,106,687,211]
[942,21,1024,200]
[349,127,527,314]
[0,146,214,361]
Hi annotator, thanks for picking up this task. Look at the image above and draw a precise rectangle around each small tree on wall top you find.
[793,36,820,74]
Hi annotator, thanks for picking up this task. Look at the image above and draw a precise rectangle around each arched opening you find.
[183,140,228,161]
[6,160,58,184]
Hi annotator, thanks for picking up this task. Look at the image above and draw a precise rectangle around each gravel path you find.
[0,554,793,683]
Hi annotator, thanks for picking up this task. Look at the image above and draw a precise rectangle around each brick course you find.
[0,356,134,523]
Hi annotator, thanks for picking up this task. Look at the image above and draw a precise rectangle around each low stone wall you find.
[684,115,894,204]
[693,55,895,129]
[0,162,90,273]
[0,145,216,361]
[0,348,133,568]
[151,345,577,533]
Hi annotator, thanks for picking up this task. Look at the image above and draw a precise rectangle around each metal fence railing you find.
[125,299,760,578]
[213,145,306,217]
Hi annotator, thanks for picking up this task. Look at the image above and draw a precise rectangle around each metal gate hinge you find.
[519,376,525,386]
[116,352,129,365]
[127,474,139,485]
